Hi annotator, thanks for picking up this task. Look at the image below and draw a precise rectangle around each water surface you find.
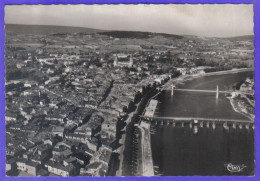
[151,71,255,176]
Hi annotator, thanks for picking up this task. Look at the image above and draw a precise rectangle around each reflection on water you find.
[151,71,255,176]
[151,124,254,176]
[156,91,249,120]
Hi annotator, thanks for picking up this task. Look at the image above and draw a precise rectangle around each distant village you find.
[5,28,254,176]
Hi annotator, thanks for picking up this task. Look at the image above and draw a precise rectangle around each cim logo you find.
[225,163,246,173]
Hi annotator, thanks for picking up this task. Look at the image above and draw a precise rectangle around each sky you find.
[5,4,254,37]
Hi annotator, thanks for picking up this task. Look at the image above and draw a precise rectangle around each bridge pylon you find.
[216,85,219,99]
[171,84,174,96]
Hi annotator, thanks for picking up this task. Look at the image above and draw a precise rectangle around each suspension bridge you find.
[170,84,253,97]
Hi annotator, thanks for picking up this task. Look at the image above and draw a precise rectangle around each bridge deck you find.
[170,88,253,96]
[174,88,231,94]
[140,116,253,124]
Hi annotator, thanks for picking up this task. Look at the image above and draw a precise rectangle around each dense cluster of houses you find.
[5,29,254,176]
[6,47,173,176]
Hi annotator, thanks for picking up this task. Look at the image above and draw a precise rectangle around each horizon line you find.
[5,23,254,38]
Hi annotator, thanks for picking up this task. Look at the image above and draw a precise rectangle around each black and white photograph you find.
[4,4,255,176]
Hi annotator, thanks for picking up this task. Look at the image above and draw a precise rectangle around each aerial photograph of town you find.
[4,4,255,176]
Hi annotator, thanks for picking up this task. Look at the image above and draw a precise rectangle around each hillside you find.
[5,24,184,40]
[98,31,184,39]
[221,35,254,41]
[5,24,106,35]
[5,24,253,42]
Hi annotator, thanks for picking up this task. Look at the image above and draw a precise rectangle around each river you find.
[151,70,254,176]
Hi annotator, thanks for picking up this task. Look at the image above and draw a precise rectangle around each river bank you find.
[150,68,255,176]
[228,96,255,122]
[165,68,254,90]
[120,85,159,176]
[120,68,254,176]
[160,68,254,121]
